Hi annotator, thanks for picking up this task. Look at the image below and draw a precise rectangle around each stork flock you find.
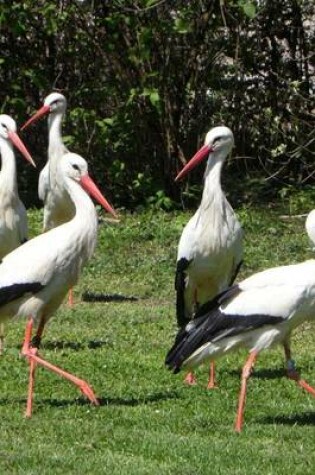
[167,126,315,432]
[0,95,116,417]
[0,95,314,432]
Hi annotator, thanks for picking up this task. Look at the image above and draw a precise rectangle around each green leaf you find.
[149,91,160,107]
[238,1,256,19]
[173,17,191,34]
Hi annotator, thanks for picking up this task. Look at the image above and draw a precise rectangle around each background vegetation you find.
[1,0,314,209]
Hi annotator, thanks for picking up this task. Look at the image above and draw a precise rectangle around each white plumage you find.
[0,114,36,352]
[306,209,315,249]
[175,126,243,386]
[166,212,315,431]
[0,115,35,256]
[22,92,74,231]
[0,152,116,416]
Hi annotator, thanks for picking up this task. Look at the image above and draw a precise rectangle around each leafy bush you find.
[1,0,314,209]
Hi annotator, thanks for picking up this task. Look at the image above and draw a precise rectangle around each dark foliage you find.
[0,0,314,209]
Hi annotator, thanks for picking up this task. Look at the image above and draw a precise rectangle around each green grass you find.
[1,197,315,474]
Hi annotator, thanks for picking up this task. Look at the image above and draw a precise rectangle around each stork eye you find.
[213,136,223,144]
[1,123,8,130]
[72,164,80,171]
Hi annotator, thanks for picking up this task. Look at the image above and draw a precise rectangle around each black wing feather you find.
[193,285,241,319]
[175,257,191,327]
[166,286,284,373]
[229,259,243,286]
[0,282,44,307]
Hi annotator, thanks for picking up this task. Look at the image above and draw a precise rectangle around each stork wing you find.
[38,163,50,202]
[166,260,315,373]
[175,257,191,327]
[16,199,28,244]
[0,282,44,307]
[0,224,70,290]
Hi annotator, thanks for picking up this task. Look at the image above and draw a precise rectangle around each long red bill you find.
[80,174,117,218]
[175,144,213,182]
[21,104,51,131]
[7,131,36,167]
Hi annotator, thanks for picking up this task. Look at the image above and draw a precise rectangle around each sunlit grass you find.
[0,197,314,474]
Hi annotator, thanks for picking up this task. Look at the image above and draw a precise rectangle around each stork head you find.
[61,152,117,218]
[44,92,67,115]
[21,92,67,130]
[175,126,234,182]
[0,114,36,167]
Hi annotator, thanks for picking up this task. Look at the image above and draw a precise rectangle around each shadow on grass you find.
[82,292,140,303]
[261,412,315,426]
[97,390,179,407]
[0,391,179,410]
[14,339,112,352]
[228,367,286,380]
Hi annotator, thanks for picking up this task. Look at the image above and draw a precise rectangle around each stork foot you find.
[206,380,218,389]
[184,372,197,385]
[286,360,315,397]
[77,381,100,405]
[21,318,99,417]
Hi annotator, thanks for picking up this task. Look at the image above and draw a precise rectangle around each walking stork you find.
[175,126,243,387]
[0,152,116,417]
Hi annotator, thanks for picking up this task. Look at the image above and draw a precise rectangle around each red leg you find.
[235,351,258,433]
[284,343,315,397]
[184,371,197,385]
[22,319,37,417]
[21,318,99,417]
[25,357,37,418]
[183,289,199,386]
[68,288,74,307]
[207,361,217,389]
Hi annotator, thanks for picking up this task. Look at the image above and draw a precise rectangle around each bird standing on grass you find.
[175,126,243,387]
[166,212,315,432]
[0,115,36,353]
[22,92,77,305]
[0,152,116,417]
[22,92,72,230]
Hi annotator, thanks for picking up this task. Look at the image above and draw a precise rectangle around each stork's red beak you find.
[80,174,117,218]
[21,104,51,131]
[7,131,36,167]
[175,144,213,182]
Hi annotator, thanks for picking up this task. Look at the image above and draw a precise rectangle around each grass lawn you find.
[0,194,314,474]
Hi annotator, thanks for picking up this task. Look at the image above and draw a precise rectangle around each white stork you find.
[0,152,116,417]
[22,92,78,305]
[22,92,73,231]
[175,126,243,387]
[166,214,315,432]
[0,115,36,353]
